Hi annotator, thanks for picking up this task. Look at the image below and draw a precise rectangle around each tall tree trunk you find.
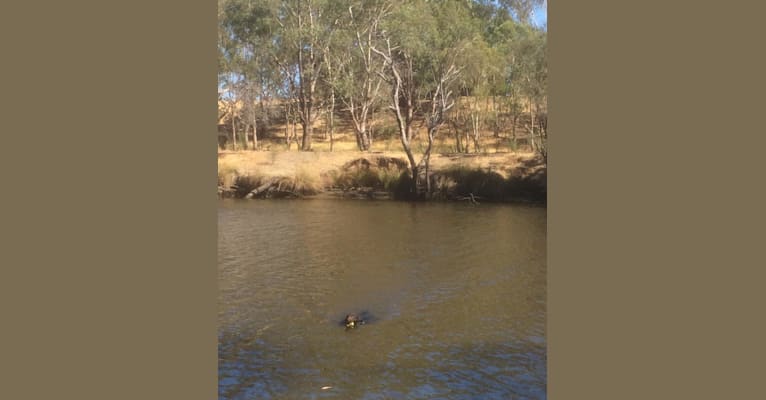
[397,116,418,196]
[424,129,435,196]
[491,95,500,138]
[451,110,463,153]
[369,107,374,150]
[251,104,258,150]
[330,104,335,152]
[471,113,481,153]
[512,114,518,152]
[285,122,289,149]
[231,109,237,151]
[292,114,298,150]
[244,123,251,150]
[354,127,362,151]
[360,119,370,151]
[329,98,334,152]
[299,86,313,150]
[284,103,290,149]
[301,121,312,150]
[464,129,470,153]
[530,99,536,152]
[454,123,463,153]
[346,4,387,152]
[253,122,258,150]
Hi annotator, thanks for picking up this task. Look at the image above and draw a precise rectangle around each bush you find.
[292,168,321,195]
[434,165,545,203]
[218,165,239,189]
[331,157,409,191]
[440,166,506,201]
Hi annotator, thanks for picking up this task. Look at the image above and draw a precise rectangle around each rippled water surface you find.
[219,199,546,399]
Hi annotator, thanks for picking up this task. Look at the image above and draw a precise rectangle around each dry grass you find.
[218,149,546,202]
[219,99,540,155]
[218,99,546,201]
[292,166,322,194]
[219,149,542,183]
[225,129,527,155]
[218,103,546,199]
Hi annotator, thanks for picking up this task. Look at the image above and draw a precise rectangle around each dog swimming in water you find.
[343,313,365,329]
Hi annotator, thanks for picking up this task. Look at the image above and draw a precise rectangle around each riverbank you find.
[218,150,546,204]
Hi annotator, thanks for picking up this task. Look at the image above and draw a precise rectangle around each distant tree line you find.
[219,0,547,192]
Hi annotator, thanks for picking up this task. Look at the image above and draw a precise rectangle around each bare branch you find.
[370,46,390,63]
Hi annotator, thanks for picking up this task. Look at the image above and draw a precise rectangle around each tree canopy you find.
[219,0,547,161]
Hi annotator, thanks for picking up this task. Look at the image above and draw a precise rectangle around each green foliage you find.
[498,0,546,24]
[218,0,547,156]
[376,125,399,140]
[219,0,547,98]
[379,167,404,191]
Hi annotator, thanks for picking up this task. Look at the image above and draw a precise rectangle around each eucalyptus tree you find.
[499,21,546,157]
[218,0,242,149]
[314,1,353,151]
[270,0,342,151]
[335,0,391,151]
[519,26,547,160]
[220,0,278,150]
[373,0,471,196]
[455,38,501,153]
[221,0,341,151]
[239,59,280,150]
[476,7,546,156]
[217,0,547,158]
[320,47,339,150]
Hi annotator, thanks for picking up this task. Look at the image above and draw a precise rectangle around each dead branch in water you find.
[456,193,481,204]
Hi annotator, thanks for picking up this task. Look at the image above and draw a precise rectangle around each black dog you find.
[343,313,364,328]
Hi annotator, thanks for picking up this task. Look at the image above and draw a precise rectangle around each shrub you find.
[331,157,408,191]
[292,168,321,195]
[217,164,239,188]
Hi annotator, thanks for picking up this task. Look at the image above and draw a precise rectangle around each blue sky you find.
[531,2,547,29]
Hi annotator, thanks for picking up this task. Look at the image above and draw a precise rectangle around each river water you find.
[218,199,546,399]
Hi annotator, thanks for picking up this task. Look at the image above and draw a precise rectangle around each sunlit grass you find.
[218,144,545,202]
[292,167,322,195]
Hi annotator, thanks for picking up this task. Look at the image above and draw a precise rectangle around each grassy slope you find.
[218,101,546,201]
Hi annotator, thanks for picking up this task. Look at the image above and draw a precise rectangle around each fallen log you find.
[252,179,275,194]
[244,179,304,199]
